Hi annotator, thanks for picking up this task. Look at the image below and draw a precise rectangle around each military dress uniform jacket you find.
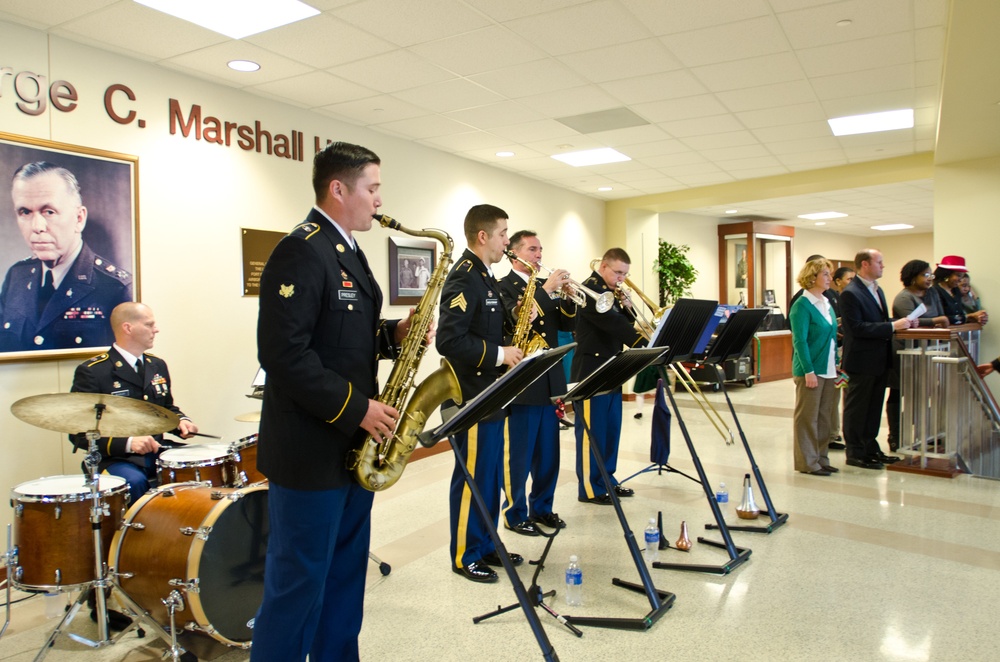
[436,249,513,422]
[256,210,400,491]
[497,271,576,405]
[69,347,186,472]
[570,271,647,383]
[0,243,132,353]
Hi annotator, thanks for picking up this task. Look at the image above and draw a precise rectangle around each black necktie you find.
[37,270,54,317]
[135,358,145,384]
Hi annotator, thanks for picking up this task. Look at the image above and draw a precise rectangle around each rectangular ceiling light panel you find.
[134,0,319,39]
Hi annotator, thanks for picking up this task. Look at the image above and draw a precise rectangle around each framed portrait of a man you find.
[0,132,139,362]
[388,236,436,306]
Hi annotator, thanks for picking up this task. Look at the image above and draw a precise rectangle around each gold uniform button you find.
[348,304,354,310]
[34,335,44,345]
[144,395,149,400]
[75,337,82,344]
[541,332,547,337]
[3,322,9,329]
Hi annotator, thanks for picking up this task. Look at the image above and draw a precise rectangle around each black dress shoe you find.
[874,451,901,463]
[820,465,840,473]
[806,468,832,476]
[482,551,523,567]
[846,457,884,470]
[828,441,846,450]
[633,412,643,419]
[532,513,567,529]
[505,520,541,536]
[90,608,133,631]
[578,494,613,505]
[613,485,635,497]
[452,560,499,583]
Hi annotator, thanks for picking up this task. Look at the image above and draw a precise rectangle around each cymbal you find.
[235,410,261,423]
[11,392,181,436]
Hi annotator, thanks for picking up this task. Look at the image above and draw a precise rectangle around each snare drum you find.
[110,482,269,648]
[10,474,128,590]
[228,434,265,486]
[156,444,234,487]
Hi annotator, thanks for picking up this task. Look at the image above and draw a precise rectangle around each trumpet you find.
[521,258,614,313]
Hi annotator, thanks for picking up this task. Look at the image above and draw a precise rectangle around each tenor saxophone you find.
[347,214,462,492]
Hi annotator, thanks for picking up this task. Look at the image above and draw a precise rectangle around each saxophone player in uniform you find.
[437,204,525,583]
[498,230,576,534]
[252,142,418,662]
[573,248,647,505]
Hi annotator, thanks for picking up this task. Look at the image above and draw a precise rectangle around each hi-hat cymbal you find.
[11,392,181,437]
[235,410,261,423]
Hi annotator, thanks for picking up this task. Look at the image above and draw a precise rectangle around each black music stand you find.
[559,346,677,632]
[642,299,753,575]
[700,308,788,534]
[420,344,574,662]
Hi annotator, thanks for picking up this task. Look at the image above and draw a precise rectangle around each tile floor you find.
[2,378,998,661]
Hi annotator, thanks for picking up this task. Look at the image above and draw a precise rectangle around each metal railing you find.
[897,325,1000,479]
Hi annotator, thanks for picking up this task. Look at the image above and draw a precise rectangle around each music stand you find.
[639,299,753,575]
[421,344,574,662]
[559,346,677,632]
[700,308,788,534]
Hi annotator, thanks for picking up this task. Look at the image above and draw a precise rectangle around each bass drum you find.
[109,482,268,648]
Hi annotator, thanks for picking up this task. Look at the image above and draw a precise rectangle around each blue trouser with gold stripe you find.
[574,391,623,499]
[502,403,560,527]
[251,481,373,662]
[449,419,504,568]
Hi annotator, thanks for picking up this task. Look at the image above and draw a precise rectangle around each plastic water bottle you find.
[565,555,583,606]
[716,482,729,508]
[44,592,65,619]
[643,518,660,563]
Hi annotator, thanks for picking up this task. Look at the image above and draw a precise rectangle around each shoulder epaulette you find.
[457,259,473,272]
[92,256,132,284]
[290,222,321,240]
[84,353,109,367]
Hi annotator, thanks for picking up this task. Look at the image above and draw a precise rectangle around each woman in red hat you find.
[932,256,988,326]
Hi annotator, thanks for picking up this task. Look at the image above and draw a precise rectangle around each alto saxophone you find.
[347,214,462,492]
[506,250,550,354]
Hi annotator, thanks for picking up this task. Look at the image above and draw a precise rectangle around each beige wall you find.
[0,23,605,530]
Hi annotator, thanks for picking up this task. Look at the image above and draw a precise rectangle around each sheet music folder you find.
[418,343,575,445]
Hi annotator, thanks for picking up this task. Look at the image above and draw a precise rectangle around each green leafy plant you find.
[652,240,698,307]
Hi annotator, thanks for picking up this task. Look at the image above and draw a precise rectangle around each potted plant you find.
[652,240,698,307]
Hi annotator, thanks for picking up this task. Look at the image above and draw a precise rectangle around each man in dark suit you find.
[437,204,524,583]
[70,301,198,504]
[0,162,131,353]
[498,230,576,534]
[252,142,415,661]
[571,248,647,504]
[840,249,913,470]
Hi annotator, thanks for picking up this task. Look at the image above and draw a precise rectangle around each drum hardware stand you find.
[419,345,575,662]
[34,412,190,662]
[2,525,14,642]
[161,590,193,662]
[697,309,788,535]
[558,348,677,632]
[473,525,582,638]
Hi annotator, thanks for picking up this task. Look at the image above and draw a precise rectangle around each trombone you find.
[595,258,734,445]
[535,260,615,313]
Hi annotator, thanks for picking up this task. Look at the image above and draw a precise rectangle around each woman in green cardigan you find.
[789,258,839,476]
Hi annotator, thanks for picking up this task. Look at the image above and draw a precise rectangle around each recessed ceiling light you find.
[725,209,738,214]
[495,151,515,158]
[598,186,613,192]
[871,224,914,231]
[815,222,826,226]
[551,148,631,167]
[798,212,848,220]
[828,109,914,136]
[227,60,260,72]
[134,0,319,39]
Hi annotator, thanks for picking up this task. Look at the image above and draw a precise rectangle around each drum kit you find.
[2,393,269,661]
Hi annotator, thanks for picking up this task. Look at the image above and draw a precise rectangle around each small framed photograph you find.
[388,236,436,306]
[0,132,139,362]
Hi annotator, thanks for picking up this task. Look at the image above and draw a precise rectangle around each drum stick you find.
[188,432,222,439]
